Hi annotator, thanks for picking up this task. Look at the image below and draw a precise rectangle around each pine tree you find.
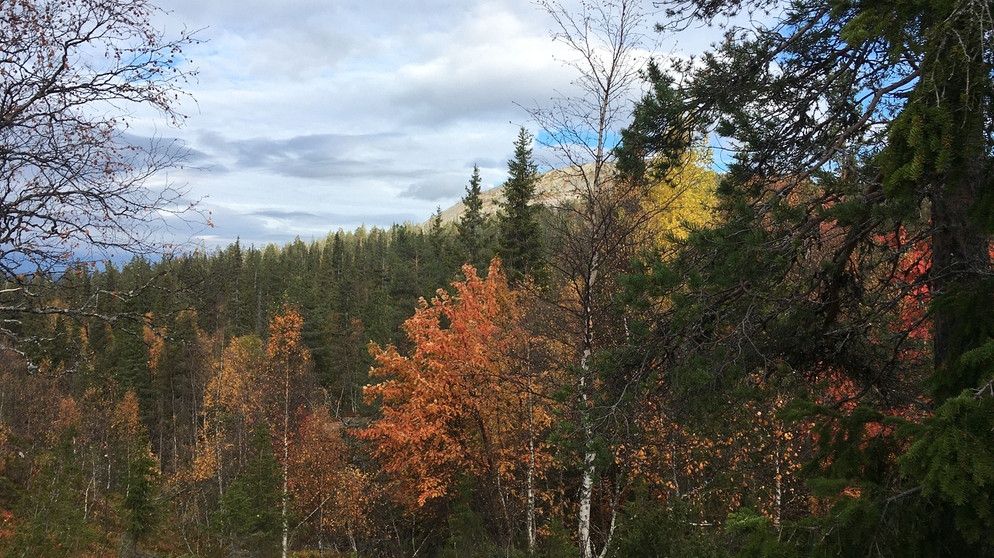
[498,127,544,284]
[121,433,161,556]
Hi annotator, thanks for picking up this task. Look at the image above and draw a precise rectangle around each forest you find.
[2,0,994,557]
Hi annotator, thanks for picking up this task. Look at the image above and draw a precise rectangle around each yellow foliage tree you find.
[645,144,718,248]
[195,334,267,484]
[262,305,314,558]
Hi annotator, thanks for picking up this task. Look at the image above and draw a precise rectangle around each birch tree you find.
[528,2,655,556]
[262,306,313,558]
[0,0,204,363]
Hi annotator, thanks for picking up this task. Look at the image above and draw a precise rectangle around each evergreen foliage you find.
[5,429,98,556]
[122,433,161,543]
[216,423,284,556]
[457,165,496,271]
[614,0,994,554]
[612,498,729,558]
[498,127,545,284]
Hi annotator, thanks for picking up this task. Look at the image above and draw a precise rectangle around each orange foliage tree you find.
[359,259,554,546]
[287,405,376,554]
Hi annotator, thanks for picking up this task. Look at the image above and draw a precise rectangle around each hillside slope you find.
[430,164,607,225]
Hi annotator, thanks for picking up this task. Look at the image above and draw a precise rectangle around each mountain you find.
[428,164,606,226]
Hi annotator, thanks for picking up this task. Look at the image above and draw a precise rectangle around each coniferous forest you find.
[3,0,994,557]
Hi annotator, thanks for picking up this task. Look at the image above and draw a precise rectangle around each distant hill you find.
[428,164,606,226]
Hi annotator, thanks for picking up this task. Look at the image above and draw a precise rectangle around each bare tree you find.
[527,2,655,557]
[0,0,202,357]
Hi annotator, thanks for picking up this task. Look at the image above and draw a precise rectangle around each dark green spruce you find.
[498,127,545,284]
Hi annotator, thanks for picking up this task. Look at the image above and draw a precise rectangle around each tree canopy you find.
[617,0,994,554]
[0,0,204,366]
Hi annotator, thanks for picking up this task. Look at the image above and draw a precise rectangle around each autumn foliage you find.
[360,260,548,509]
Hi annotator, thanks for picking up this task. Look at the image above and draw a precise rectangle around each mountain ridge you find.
[427,163,607,226]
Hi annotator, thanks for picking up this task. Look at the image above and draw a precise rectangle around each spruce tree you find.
[456,165,492,271]
[498,127,544,284]
[216,423,283,556]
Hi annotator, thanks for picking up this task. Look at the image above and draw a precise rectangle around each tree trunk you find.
[526,381,537,556]
[577,334,596,558]
[924,7,993,402]
[577,432,596,558]
[929,183,989,395]
[281,388,290,558]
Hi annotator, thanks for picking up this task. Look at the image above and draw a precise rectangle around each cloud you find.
[191,131,423,181]
[132,0,716,252]
[385,5,576,127]
[195,202,425,250]
[399,173,467,202]
[249,209,323,220]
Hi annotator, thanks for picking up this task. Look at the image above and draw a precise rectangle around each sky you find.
[135,0,728,251]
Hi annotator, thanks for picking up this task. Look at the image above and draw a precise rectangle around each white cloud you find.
[133,1,720,251]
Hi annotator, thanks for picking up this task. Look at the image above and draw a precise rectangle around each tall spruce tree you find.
[456,165,493,271]
[498,127,544,284]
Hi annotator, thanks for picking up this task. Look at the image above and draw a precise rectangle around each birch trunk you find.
[577,249,598,558]
[530,3,649,556]
[526,377,537,556]
[281,374,290,558]
[578,432,596,558]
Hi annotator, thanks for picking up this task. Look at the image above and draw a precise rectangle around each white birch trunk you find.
[578,441,596,558]
[774,440,783,528]
[526,399,537,556]
[577,340,596,558]
[281,376,290,558]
